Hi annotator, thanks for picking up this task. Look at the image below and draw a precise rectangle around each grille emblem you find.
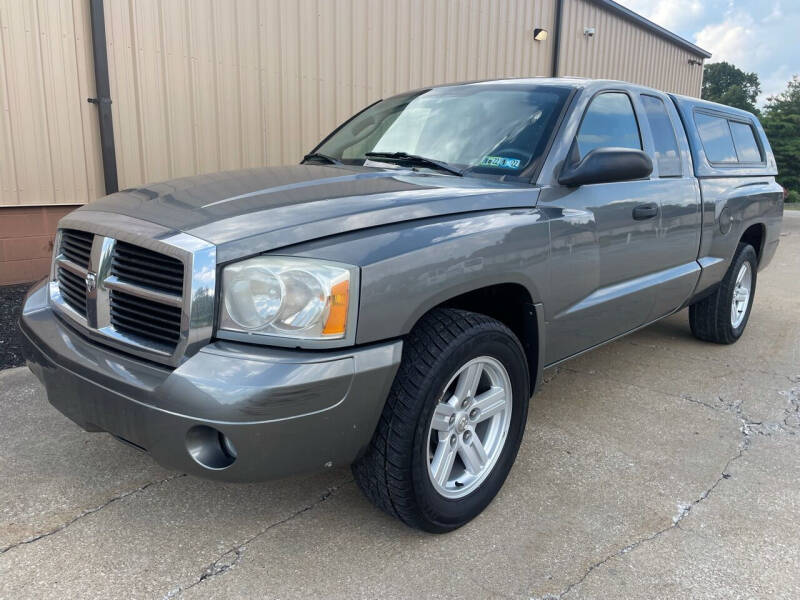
[85,272,97,294]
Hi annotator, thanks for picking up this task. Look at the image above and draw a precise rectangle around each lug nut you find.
[450,434,457,446]
[461,398,471,409]
[463,430,472,442]
[469,408,479,420]
[448,414,456,426]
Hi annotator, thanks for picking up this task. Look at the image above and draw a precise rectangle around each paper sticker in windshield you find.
[479,155,521,169]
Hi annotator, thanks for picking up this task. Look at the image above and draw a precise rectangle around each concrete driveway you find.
[2,213,798,599]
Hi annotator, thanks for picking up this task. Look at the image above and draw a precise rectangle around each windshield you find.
[314,84,572,177]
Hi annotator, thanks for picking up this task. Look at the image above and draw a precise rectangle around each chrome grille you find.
[60,229,93,267]
[109,290,182,347]
[111,241,184,295]
[48,215,216,368]
[56,266,87,316]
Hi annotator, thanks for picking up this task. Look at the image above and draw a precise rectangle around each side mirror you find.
[559,147,653,187]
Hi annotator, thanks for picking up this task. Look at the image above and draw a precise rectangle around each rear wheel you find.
[689,243,758,344]
[353,308,529,532]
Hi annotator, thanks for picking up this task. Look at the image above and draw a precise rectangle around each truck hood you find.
[80,165,539,262]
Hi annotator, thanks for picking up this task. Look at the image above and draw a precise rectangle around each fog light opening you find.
[219,430,238,460]
[186,425,238,470]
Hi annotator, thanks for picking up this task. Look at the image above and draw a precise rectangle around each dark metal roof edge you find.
[589,0,712,59]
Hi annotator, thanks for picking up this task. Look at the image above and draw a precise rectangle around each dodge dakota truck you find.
[20,78,783,532]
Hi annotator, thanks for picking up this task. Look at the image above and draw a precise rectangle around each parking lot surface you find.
[1,212,798,599]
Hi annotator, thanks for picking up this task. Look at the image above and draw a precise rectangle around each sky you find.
[618,0,800,105]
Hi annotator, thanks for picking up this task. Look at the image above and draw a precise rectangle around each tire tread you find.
[689,243,757,344]
[352,308,523,530]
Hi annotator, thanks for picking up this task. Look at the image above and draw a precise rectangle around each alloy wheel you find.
[426,356,513,499]
[731,262,752,328]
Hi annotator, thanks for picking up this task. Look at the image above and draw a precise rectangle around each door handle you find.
[632,203,658,220]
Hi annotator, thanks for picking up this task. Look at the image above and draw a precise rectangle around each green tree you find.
[702,62,761,113]
[762,76,800,196]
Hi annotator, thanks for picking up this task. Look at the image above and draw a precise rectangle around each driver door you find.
[539,90,664,363]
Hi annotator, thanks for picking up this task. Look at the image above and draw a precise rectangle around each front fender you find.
[282,209,552,345]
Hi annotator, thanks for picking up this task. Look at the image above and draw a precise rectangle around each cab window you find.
[640,94,682,177]
[695,113,737,163]
[577,92,642,157]
[729,121,762,163]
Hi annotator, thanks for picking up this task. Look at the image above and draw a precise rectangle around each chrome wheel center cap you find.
[456,414,469,433]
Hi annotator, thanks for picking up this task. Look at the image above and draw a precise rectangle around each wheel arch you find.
[739,222,766,264]
[417,282,543,397]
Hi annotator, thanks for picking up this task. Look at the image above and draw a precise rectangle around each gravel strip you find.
[0,283,31,370]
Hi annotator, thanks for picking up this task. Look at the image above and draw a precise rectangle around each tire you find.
[689,243,758,344]
[352,308,529,533]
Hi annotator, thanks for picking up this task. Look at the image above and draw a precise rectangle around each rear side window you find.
[640,95,681,177]
[577,92,641,157]
[695,113,737,163]
[729,121,762,163]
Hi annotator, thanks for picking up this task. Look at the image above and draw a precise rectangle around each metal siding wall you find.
[102,0,556,190]
[559,0,703,96]
[0,0,706,209]
[0,0,103,206]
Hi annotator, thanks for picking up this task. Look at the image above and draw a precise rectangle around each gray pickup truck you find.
[20,78,783,532]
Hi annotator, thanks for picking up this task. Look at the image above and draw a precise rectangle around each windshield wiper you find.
[301,152,343,166]
[364,151,463,176]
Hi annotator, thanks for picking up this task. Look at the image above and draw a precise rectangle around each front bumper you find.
[19,281,402,481]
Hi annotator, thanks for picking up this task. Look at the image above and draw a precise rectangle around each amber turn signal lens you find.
[322,279,349,335]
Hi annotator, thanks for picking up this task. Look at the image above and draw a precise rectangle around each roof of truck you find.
[424,77,678,95]
[669,93,759,121]
[669,93,777,178]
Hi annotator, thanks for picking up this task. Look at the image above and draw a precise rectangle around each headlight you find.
[219,256,357,344]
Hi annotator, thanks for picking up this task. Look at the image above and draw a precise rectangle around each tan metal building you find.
[0,0,709,284]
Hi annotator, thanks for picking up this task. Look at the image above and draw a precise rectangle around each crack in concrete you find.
[780,386,800,431]
[563,362,797,438]
[679,392,739,413]
[535,367,799,598]
[545,420,752,599]
[735,385,799,438]
[556,364,721,409]
[0,473,186,555]
[161,478,353,599]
